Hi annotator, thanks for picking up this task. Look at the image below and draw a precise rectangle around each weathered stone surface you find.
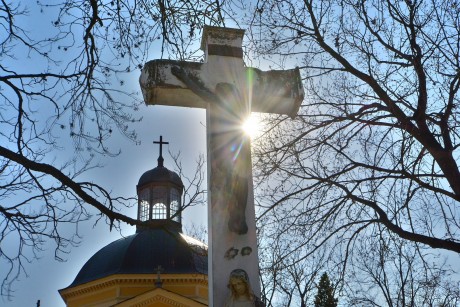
[139,26,303,306]
[140,61,303,117]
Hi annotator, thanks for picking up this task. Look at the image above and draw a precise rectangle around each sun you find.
[241,114,260,138]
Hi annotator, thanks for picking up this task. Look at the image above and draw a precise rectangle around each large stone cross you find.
[140,26,303,306]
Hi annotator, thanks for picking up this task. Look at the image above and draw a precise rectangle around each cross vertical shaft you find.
[140,25,304,306]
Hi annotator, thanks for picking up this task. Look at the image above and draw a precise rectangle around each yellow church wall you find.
[164,284,208,300]
[119,286,152,297]
[115,287,208,307]
[60,274,208,306]
[64,287,118,307]
[145,302,170,307]
[198,285,208,298]
[165,284,195,295]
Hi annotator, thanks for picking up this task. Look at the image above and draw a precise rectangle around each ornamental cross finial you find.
[154,265,164,288]
[153,135,169,167]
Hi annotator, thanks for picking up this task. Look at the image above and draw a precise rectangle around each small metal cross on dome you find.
[154,265,164,288]
[153,135,169,167]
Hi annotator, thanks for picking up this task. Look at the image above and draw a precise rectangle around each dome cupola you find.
[136,136,184,232]
[60,135,208,306]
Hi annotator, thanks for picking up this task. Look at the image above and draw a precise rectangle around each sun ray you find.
[241,114,260,139]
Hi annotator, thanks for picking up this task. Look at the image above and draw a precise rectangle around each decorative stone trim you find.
[114,288,207,307]
[60,274,208,299]
[131,294,190,307]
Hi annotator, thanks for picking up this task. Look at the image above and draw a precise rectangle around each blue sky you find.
[5,2,460,306]
[1,103,208,307]
[0,3,216,305]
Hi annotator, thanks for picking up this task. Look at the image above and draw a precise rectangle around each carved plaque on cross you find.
[140,26,303,306]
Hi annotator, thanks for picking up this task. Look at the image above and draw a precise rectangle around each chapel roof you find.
[137,164,183,188]
[67,226,207,288]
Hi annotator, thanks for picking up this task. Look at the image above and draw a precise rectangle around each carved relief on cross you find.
[139,26,304,306]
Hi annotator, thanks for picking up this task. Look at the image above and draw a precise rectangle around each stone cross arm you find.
[140,59,304,118]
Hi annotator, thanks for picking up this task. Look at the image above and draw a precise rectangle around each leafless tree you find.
[246,0,460,304]
[4,0,460,304]
[344,226,460,306]
[0,0,221,298]
[257,212,331,306]
[170,151,207,213]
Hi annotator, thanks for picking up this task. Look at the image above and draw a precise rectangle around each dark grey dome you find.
[137,166,183,188]
[68,227,207,288]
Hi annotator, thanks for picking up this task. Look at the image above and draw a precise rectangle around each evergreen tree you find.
[314,273,338,307]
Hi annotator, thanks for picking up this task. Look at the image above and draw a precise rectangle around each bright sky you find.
[0,3,266,306]
[0,12,208,304]
[1,104,209,307]
[14,69,267,307]
[4,3,460,307]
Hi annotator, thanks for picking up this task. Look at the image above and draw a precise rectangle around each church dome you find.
[137,165,183,188]
[64,136,207,291]
[68,227,207,288]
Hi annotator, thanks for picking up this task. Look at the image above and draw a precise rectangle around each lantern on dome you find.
[136,136,184,231]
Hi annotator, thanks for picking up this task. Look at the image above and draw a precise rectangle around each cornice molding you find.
[59,273,208,299]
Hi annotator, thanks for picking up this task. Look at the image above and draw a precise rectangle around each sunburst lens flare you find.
[242,115,259,138]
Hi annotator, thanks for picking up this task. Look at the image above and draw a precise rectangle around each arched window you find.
[152,203,167,219]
